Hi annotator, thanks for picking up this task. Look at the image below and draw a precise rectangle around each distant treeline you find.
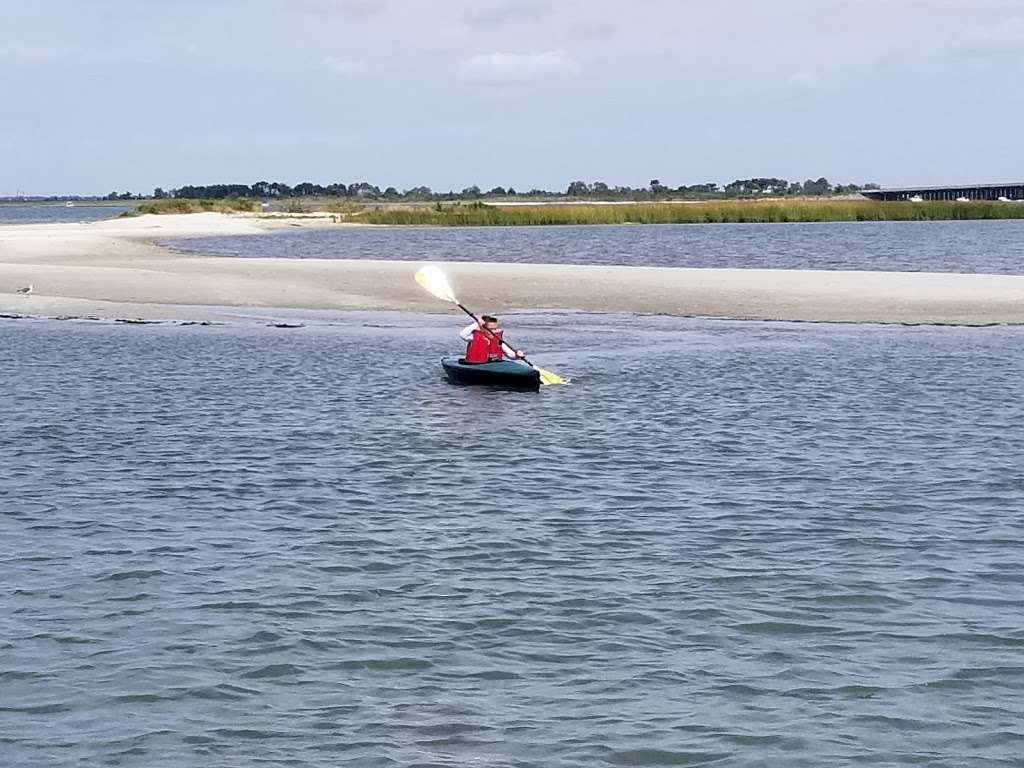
[94,177,877,202]
[0,195,136,203]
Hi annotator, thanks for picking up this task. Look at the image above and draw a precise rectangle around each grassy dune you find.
[131,198,257,215]
[361,200,1024,226]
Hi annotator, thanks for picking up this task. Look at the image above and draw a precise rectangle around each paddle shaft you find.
[455,303,541,370]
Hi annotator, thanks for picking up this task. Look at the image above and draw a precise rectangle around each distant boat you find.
[65,201,75,208]
[998,196,1012,202]
[956,197,970,202]
[908,195,924,203]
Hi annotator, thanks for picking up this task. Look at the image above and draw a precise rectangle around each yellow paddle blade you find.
[538,367,570,386]
[415,264,458,304]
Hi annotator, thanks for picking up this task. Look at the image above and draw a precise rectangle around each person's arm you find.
[501,344,524,362]
[501,340,525,359]
[459,322,479,342]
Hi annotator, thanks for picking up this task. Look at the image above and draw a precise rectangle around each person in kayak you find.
[460,316,526,364]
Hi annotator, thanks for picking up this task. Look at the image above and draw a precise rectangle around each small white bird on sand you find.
[16,285,33,296]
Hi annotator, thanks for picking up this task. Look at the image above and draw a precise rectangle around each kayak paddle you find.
[414,264,569,386]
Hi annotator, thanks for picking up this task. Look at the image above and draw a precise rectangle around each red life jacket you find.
[465,328,504,363]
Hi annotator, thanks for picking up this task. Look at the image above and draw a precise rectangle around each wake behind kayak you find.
[441,357,541,390]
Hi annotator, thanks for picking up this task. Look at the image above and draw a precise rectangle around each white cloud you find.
[297,0,388,18]
[787,71,820,89]
[459,49,579,81]
[0,42,62,66]
[322,56,368,77]
[338,0,388,17]
[462,0,546,28]
[950,16,1024,58]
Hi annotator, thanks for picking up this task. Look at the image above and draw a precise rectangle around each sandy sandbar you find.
[1,213,1022,326]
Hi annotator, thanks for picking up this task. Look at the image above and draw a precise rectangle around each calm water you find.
[2,313,1023,767]
[0,204,131,225]
[167,220,1024,274]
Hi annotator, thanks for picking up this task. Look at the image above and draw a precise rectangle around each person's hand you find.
[515,349,526,359]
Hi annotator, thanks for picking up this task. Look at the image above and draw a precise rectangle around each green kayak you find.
[441,357,541,390]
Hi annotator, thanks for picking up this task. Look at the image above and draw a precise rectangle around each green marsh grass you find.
[362,200,1024,226]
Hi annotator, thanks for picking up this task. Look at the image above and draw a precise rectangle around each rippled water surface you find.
[168,219,1024,274]
[0,204,131,224]
[2,314,1023,767]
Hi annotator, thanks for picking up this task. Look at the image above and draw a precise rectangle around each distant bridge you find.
[861,183,1024,202]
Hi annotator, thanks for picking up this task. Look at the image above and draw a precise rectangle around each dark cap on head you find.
[482,315,498,323]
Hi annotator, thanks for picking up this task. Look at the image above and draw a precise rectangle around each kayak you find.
[441,357,541,390]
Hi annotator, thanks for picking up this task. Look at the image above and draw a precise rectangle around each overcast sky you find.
[3,0,1023,195]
